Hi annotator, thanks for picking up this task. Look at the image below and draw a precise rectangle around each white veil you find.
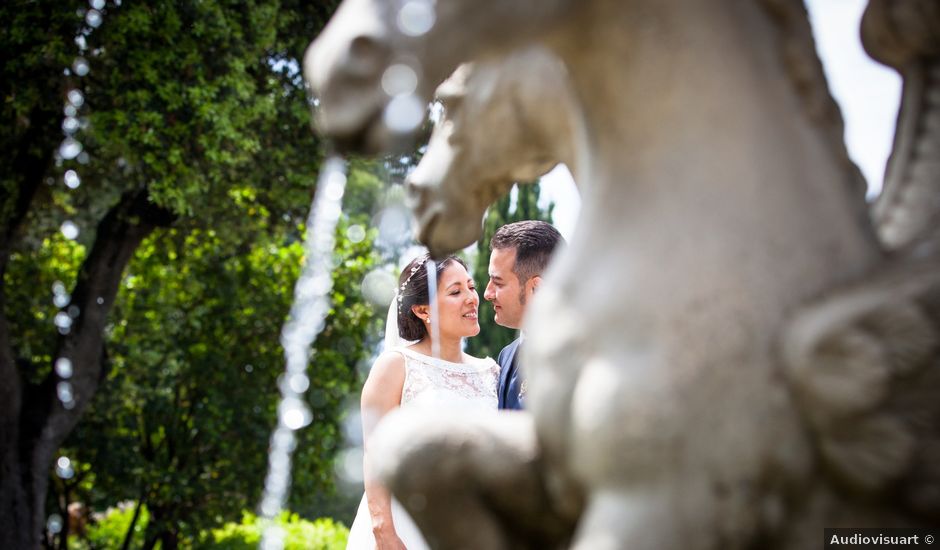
[383,295,414,352]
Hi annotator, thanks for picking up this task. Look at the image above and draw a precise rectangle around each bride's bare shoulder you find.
[373,349,407,370]
[365,351,406,384]
[361,351,407,406]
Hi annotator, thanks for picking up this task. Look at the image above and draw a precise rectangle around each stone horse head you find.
[406,46,579,255]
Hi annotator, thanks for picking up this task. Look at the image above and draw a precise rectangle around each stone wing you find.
[782,252,940,521]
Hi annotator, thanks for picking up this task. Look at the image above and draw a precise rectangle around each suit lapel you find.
[498,339,521,407]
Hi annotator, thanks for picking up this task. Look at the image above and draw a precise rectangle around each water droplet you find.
[115,0,122,6]
[397,0,436,36]
[62,117,80,135]
[75,35,87,50]
[64,169,81,189]
[260,525,286,550]
[67,305,81,318]
[346,224,366,244]
[90,0,105,9]
[383,93,425,133]
[54,312,73,329]
[72,57,90,77]
[360,268,396,307]
[335,447,364,483]
[60,221,80,240]
[280,400,311,430]
[375,205,413,250]
[67,89,85,107]
[59,137,82,160]
[325,171,347,198]
[53,294,70,308]
[55,457,75,479]
[382,64,419,97]
[77,151,90,165]
[272,428,296,451]
[96,296,104,305]
[55,358,73,379]
[57,381,74,405]
[288,373,310,393]
[86,9,102,27]
[46,514,63,535]
[64,104,78,117]
[342,409,364,444]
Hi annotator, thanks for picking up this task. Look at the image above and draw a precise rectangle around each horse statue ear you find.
[862,0,940,250]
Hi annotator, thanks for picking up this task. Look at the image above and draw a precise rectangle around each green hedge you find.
[196,512,348,550]
[70,506,347,549]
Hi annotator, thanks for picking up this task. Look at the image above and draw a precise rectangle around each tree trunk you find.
[119,497,145,550]
[0,189,174,549]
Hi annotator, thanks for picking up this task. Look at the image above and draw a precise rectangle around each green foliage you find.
[465,183,554,359]
[61,215,381,542]
[69,506,347,550]
[196,512,348,550]
[1,1,420,546]
[3,233,85,384]
[69,503,149,550]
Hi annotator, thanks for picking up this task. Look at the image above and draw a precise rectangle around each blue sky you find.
[540,0,902,240]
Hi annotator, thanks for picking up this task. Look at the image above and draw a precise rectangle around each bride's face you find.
[433,262,480,339]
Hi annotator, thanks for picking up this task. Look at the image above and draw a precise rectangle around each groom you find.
[484,220,564,410]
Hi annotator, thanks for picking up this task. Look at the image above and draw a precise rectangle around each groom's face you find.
[484,247,526,329]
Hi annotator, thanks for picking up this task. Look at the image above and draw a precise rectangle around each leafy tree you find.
[49,219,379,549]
[0,1,346,547]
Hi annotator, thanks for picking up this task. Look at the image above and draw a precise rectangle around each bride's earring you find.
[425,317,431,324]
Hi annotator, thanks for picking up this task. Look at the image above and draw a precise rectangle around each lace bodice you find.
[393,347,499,412]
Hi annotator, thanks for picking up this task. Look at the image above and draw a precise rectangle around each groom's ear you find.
[526,275,542,296]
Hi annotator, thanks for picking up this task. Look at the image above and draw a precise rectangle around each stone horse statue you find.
[305,0,940,548]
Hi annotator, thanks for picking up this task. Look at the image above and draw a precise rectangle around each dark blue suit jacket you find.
[497,337,524,410]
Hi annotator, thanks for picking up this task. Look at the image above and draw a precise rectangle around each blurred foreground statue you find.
[305,0,940,548]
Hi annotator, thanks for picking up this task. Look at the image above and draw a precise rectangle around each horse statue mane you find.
[305,0,940,547]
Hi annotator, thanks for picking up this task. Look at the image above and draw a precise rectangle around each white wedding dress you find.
[345,346,499,549]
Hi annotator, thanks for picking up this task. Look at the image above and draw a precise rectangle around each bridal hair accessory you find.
[397,253,430,314]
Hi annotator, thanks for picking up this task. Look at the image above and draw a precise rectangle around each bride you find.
[346,253,500,549]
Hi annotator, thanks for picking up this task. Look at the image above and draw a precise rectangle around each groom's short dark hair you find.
[491,220,564,284]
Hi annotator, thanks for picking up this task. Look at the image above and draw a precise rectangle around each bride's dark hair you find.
[397,254,467,341]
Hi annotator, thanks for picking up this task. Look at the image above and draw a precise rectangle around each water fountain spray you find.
[258,156,348,550]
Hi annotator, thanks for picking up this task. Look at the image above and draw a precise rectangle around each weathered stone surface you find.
[306,1,940,547]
